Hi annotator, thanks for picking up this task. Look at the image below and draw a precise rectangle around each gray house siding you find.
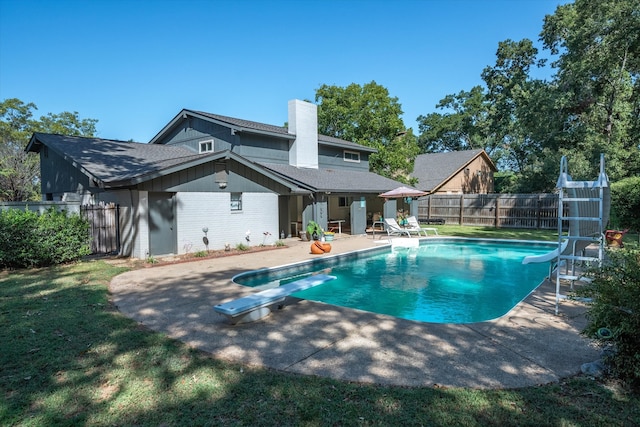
[157,117,292,165]
[40,148,93,199]
[157,118,235,153]
[318,145,370,171]
[231,133,290,164]
[136,160,292,195]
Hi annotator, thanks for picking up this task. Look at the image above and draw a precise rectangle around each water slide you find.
[522,239,569,265]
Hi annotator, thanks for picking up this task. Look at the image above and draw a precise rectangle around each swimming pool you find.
[233,239,553,323]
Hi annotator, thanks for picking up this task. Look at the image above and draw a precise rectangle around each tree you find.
[0,98,98,201]
[416,0,640,193]
[416,85,490,153]
[315,81,419,183]
[540,0,640,181]
[481,39,548,173]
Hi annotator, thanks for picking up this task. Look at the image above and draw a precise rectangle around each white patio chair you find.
[384,218,411,237]
[407,216,438,236]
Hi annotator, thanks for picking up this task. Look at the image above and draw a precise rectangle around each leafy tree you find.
[416,0,640,193]
[0,98,97,201]
[481,39,548,173]
[540,0,640,182]
[315,81,419,183]
[610,176,640,231]
[416,86,490,153]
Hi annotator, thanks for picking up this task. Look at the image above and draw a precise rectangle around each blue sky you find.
[0,0,566,143]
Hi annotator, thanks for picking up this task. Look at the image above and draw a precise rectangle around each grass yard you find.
[1,228,639,426]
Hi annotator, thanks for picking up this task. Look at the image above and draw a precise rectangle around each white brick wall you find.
[176,192,279,254]
[135,191,149,259]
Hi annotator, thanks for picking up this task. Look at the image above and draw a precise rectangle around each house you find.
[25,100,410,258]
[411,149,497,194]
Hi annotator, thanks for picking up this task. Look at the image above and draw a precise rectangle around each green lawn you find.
[1,229,639,426]
[428,225,559,241]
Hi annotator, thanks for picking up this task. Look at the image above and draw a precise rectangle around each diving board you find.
[391,238,419,249]
[214,274,336,324]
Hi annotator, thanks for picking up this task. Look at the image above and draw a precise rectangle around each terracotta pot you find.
[310,241,332,254]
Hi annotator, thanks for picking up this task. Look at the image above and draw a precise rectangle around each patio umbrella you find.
[378,186,428,199]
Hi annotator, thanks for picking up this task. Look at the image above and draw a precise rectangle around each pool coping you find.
[109,235,601,389]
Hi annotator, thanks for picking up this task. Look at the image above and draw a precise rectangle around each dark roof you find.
[411,149,496,193]
[260,162,405,193]
[26,133,393,193]
[149,109,375,153]
[27,133,208,186]
[191,110,290,137]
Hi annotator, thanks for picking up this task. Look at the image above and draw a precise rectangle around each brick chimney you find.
[288,99,318,168]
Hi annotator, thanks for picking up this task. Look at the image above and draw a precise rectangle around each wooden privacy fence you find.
[81,203,120,254]
[417,194,559,229]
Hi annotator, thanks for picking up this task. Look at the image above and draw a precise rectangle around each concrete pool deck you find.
[108,234,600,389]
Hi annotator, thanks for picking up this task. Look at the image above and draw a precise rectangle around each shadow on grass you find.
[1,260,638,425]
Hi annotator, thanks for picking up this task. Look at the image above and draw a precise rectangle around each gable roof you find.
[411,149,497,193]
[25,133,305,192]
[149,109,376,153]
[260,162,405,193]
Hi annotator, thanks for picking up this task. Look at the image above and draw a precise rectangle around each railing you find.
[417,194,559,229]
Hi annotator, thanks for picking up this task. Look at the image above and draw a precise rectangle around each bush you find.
[0,208,91,269]
[610,177,640,231]
[577,249,640,389]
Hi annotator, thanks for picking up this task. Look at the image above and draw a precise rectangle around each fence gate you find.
[81,203,120,254]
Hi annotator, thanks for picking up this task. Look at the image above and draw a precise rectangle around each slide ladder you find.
[553,154,609,314]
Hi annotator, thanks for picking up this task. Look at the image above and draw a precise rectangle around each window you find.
[343,150,360,163]
[230,193,242,211]
[338,197,349,207]
[199,140,214,153]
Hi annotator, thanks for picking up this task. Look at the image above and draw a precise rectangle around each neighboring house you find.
[411,149,497,194]
[26,99,409,258]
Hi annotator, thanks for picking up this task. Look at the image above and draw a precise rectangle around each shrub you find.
[576,249,640,389]
[0,208,91,269]
[610,177,640,231]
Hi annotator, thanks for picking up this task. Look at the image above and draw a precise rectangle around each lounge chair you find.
[384,218,411,237]
[406,216,438,236]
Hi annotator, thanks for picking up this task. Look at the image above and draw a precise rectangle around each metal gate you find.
[81,203,120,254]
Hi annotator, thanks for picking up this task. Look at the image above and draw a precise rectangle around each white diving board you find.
[214,274,336,324]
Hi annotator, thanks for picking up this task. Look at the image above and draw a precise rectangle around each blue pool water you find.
[234,239,553,323]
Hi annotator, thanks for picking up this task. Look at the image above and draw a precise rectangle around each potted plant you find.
[323,231,335,242]
[306,220,323,241]
[397,210,408,226]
